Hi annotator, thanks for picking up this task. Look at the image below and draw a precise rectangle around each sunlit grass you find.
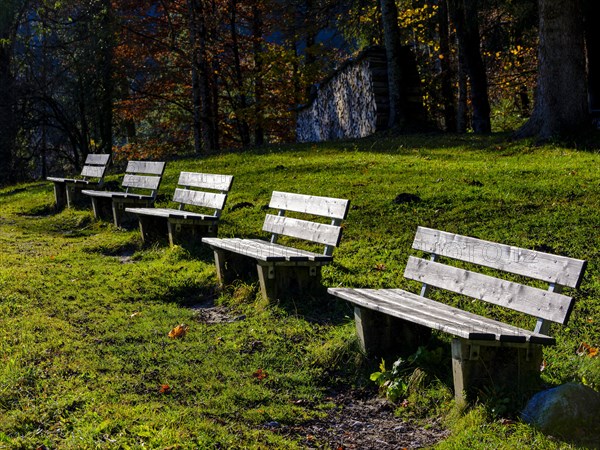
[0,133,598,448]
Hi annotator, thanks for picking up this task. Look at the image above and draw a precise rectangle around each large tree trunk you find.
[516,0,589,139]
[230,0,251,147]
[448,0,491,133]
[380,0,406,129]
[437,0,456,132]
[252,2,265,146]
[98,0,114,156]
[0,45,16,185]
[189,0,218,154]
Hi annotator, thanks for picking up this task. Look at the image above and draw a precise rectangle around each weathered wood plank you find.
[85,154,110,165]
[82,190,152,200]
[263,214,343,247]
[328,287,555,344]
[202,237,332,263]
[413,226,587,288]
[126,161,166,175]
[80,166,106,178]
[202,238,287,262]
[172,188,227,211]
[269,191,349,220]
[178,172,233,192]
[125,207,217,221]
[247,240,332,261]
[403,256,574,324]
[122,174,162,191]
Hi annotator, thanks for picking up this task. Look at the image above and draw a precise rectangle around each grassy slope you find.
[0,134,598,449]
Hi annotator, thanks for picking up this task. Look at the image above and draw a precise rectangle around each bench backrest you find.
[406,226,587,334]
[80,154,111,183]
[172,172,234,217]
[122,161,166,198]
[264,191,350,256]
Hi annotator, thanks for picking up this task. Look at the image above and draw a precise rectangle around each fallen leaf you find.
[168,324,189,339]
[159,384,171,394]
[577,342,599,358]
[130,312,140,318]
[252,368,268,381]
[540,360,547,372]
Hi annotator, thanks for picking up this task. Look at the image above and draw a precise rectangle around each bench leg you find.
[138,215,168,244]
[112,199,153,228]
[167,220,218,246]
[212,250,254,287]
[65,185,86,208]
[256,264,324,302]
[90,197,112,220]
[354,306,431,358]
[451,338,543,406]
[53,182,67,210]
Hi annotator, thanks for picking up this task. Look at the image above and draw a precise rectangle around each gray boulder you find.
[522,383,600,441]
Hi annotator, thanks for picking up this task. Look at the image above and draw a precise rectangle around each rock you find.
[521,383,600,439]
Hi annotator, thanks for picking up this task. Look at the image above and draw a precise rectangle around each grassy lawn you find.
[0,134,598,449]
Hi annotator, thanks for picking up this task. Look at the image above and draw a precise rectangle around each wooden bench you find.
[124,171,234,246]
[47,153,111,209]
[202,191,350,302]
[328,226,587,404]
[82,160,166,228]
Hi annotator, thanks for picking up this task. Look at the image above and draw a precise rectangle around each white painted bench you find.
[328,226,587,403]
[47,153,110,209]
[124,172,234,246]
[82,160,166,228]
[202,191,350,301]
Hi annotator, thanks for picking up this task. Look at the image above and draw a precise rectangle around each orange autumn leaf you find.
[576,342,599,358]
[168,324,189,339]
[159,384,171,394]
[252,368,268,381]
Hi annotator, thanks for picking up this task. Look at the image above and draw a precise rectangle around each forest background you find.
[0,0,597,185]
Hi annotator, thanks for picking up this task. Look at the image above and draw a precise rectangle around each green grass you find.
[0,133,599,448]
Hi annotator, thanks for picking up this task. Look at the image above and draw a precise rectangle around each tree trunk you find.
[584,0,599,116]
[98,0,114,155]
[230,0,251,147]
[380,0,406,129]
[0,45,16,185]
[438,0,456,132]
[516,0,589,139]
[189,0,218,153]
[252,2,265,146]
[448,0,491,133]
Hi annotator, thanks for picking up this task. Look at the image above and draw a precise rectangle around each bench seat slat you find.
[263,214,342,247]
[247,239,333,262]
[413,226,587,289]
[125,207,218,221]
[328,287,555,344]
[404,256,574,324]
[203,237,333,263]
[269,191,349,220]
[47,177,92,184]
[81,190,154,200]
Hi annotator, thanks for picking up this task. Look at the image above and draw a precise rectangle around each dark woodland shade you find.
[296,46,424,143]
